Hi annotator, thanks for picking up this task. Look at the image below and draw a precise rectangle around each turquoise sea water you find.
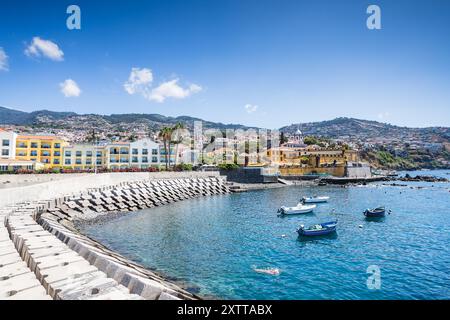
[80,170,450,299]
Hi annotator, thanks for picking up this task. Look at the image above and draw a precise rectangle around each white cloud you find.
[148,79,202,103]
[124,67,202,103]
[124,67,153,94]
[0,48,8,71]
[25,37,64,61]
[59,79,81,97]
[244,104,258,113]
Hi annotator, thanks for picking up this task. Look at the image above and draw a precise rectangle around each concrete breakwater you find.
[1,175,230,300]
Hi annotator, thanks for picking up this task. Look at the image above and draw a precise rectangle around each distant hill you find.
[0,106,77,125]
[1,106,448,144]
[0,106,255,130]
[280,117,449,144]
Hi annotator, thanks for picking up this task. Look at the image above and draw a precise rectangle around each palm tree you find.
[158,127,172,170]
[171,122,185,167]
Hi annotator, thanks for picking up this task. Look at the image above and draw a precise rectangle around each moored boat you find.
[297,220,337,236]
[301,196,330,203]
[278,203,316,215]
[364,206,386,217]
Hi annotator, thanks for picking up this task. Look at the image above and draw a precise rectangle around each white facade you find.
[0,130,17,159]
[62,144,105,169]
[129,138,160,168]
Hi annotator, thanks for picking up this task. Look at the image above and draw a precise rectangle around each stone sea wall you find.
[1,174,230,300]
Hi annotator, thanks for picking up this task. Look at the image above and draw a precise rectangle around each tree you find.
[304,136,320,145]
[280,132,288,145]
[158,127,172,170]
[171,122,186,167]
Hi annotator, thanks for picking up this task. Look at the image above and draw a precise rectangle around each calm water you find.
[80,170,450,299]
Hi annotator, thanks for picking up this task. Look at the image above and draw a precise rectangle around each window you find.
[17,142,27,148]
[132,148,138,155]
[76,159,82,165]
[1,149,9,156]
[65,159,71,165]
[86,159,92,165]
[142,157,148,163]
[41,151,50,157]
[96,159,102,165]
[54,151,61,156]
[41,143,51,149]
[2,139,9,147]
[96,151,102,157]
[152,149,158,155]
[142,149,148,155]
[152,156,158,163]
[132,156,138,163]
[31,142,38,148]
[53,159,60,164]
[76,151,82,157]
[54,143,61,148]
[86,151,92,157]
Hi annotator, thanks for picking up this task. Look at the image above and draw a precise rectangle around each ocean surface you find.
[79,170,450,299]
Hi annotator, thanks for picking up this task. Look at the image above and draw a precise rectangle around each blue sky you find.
[0,0,449,128]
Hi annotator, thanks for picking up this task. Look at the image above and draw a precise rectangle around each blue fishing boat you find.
[297,220,337,237]
[364,207,386,217]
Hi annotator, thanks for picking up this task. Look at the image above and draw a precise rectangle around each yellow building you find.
[15,135,67,169]
[267,145,358,166]
[267,144,359,177]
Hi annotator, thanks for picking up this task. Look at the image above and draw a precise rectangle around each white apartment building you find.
[0,129,17,159]
[129,138,160,168]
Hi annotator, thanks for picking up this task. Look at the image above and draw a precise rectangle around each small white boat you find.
[278,203,316,215]
[301,196,330,204]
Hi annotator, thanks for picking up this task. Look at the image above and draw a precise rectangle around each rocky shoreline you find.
[397,174,449,183]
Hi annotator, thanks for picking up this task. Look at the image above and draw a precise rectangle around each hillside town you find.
[1,110,449,174]
[1,124,370,179]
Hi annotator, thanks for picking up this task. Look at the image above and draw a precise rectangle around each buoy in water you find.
[358,225,363,228]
